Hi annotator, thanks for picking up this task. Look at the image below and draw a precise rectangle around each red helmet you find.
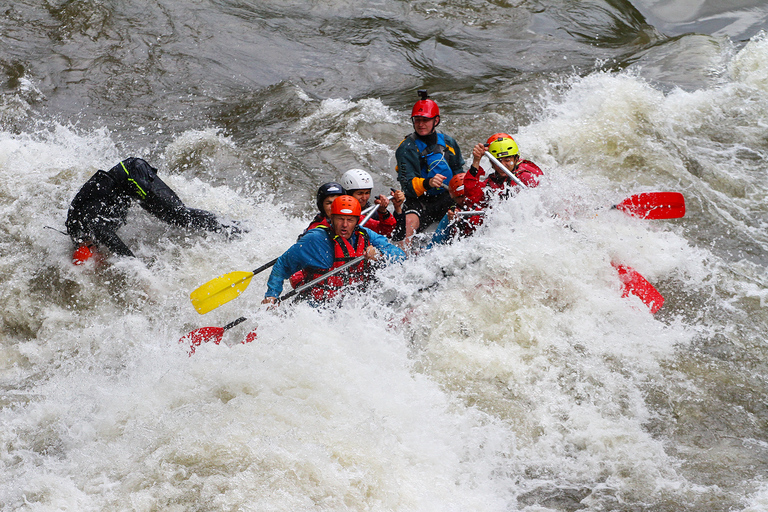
[331,195,362,217]
[448,172,466,197]
[411,90,440,119]
[486,132,512,146]
[411,99,439,119]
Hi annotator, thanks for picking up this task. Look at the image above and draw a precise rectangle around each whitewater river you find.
[2,1,768,510]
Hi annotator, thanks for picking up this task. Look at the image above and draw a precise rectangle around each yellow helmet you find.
[488,137,519,158]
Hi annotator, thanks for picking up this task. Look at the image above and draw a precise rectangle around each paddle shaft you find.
[485,151,527,188]
[279,255,366,302]
[223,317,248,330]
[252,257,278,275]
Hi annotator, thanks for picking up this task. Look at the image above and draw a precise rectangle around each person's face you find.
[350,189,371,207]
[496,155,518,176]
[412,116,439,137]
[331,214,358,239]
[451,193,466,206]
[322,195,341,218]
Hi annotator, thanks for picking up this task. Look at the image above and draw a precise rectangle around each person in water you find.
[263,195,406,304]
[464,134,543,208]
[66,157,243,261]
[340,168,404,237]
[395,90,464,244]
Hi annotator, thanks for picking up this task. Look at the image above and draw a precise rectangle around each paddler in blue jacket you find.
[395,90,465,245]
[262,195,406,304]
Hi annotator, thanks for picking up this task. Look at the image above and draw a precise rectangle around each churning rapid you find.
[2,1,768,510]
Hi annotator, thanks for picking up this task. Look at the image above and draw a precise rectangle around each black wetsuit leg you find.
[138,175,223,232]
[119,158,225,233]
[391,211,406,242]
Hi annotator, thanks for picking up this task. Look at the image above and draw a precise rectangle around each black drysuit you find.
[66,158,226,257]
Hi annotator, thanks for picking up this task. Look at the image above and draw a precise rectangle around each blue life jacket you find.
[411,133,454,196]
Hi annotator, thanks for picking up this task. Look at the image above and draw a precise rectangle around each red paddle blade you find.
[612,263,665,314]
[615,192,685,220]
[179,326,224,355]
[242,328,258,344]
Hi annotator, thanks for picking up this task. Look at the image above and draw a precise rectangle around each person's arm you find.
[141,181,229,232]
[90,223,136,257]
[374,194,390,215]
[428,213,453,248]
[362,216,381,233]
[363,228,406,263]
[391,189,405,215]
[264,231,333,298]
[364,209,397,237]
[396,137,431,198]
[391,211,406,242]
[463,147,486,207]
[377,212,397,237]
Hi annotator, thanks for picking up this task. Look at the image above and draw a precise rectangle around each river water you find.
[2,1,768,510]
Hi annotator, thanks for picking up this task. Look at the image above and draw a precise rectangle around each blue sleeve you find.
[363,228,406,263]
[265,230,333,298]
[427,214,452,248]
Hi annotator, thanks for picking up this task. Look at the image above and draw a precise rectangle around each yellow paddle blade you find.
[190,271,254,314]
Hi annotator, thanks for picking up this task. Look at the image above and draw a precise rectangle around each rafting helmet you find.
[331,195,362,217]
[486,132,512,146]
[411,89,440,119]
[448,172,466,197]
[340,169,374,192]
[316,182,345,214]
[488,137,519,158]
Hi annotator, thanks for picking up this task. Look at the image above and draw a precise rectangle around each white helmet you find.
[340,169,374,191]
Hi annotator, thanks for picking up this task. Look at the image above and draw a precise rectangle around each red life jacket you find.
[290,217,332,287]
[296,225,372,302]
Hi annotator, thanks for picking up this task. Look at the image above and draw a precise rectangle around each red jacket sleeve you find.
[375,211,397,237]
[360,211,397,238]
